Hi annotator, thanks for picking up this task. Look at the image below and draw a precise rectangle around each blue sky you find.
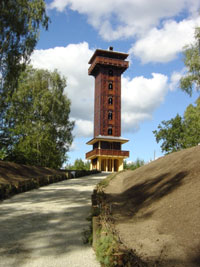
[31,0,200,164]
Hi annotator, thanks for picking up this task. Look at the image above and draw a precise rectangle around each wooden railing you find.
[86,148,129,159]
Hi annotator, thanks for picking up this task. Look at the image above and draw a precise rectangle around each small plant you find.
[96,228,118,267]
[82,225,93,245]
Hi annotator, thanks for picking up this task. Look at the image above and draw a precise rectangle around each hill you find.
[0,161,67,199]
[103,145,200,266]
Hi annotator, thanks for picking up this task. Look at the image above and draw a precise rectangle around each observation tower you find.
[86,47,129,172]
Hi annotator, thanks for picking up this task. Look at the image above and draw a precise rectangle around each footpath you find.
[0,172,108,267]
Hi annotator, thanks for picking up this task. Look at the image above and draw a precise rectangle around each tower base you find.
[86,135,129,173]
[90,156,124,172]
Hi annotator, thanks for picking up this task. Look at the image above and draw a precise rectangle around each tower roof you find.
[88,48,129,64]
[88,48,129,76]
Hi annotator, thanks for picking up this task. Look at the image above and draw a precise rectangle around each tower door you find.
[108,159,112,172]
[114,159,119,172]
[101,159,106,171]
[92,158,97,169]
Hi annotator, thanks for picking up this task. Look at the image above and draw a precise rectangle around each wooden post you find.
[92,216,99,250]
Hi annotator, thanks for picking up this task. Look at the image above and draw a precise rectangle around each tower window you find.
[108,83,113,90]
[108,111,113,120]
[108,128,112,135]
[108,97,113,105]
[108,69,113,76]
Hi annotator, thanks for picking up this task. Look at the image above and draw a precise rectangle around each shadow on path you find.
[0,173,108,267]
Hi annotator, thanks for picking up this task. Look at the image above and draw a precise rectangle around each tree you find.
[0,0,49,156]
[153,98,200,153]
[183,97,200,147]
[180,27,200,96]
[66,159,90,170]
[124,158,145,170]
[74,159,90,170]
[4,66,74,168]
[154,28,200,154]
[73,159,86,170]
[153,114,185,154]
[0,0,49,91]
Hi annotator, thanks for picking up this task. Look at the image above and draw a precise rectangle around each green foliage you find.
[67,158,90,170]
[84,160,90,170]
[3,66,74,168]
[153,114,185,154]
[96,228,118,267]
[0,0,49,91]
[124,158,145,170]
[0,0,49,161]
[153,98,200,153]
[0,148,7,160]
[74,158,88,170]
[180,27,200,96]
[82,226,93,245]
[183,97,200,147]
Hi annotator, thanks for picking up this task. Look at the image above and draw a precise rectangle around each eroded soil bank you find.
[95,146,200,266]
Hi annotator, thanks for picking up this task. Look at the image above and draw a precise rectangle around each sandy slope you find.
[104,146,200,266]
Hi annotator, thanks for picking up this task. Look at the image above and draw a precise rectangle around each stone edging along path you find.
[0,172,108,267]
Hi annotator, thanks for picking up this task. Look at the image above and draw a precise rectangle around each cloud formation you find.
[49,0,199,39]
[122,73,168,132]
[48,0,200,63]
[169,69,186,91]
[31,43,169,137]
[130,17,200,63]
[31,42,94,137]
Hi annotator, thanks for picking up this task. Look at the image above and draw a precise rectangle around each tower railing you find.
[86,148,129,159]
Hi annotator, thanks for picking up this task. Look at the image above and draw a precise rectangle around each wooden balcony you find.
[88,56,129,75]
[86,148,129,159]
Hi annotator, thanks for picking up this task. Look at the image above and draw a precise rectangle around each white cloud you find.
[31,43,168,136]
[73,119,93,137]
[48,0,200,64]
[122,73,168,132]
[169,69,186,91]
[49,0,200,40]
[31,42,94,123]
[69,142,77,152]
[131,17,200,63]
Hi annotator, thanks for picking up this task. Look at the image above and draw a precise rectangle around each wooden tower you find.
[86,47,129,172]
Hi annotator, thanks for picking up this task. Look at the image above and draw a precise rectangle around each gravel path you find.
[0,172,108,267]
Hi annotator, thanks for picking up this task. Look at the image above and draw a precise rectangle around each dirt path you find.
[0,173,108,267]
